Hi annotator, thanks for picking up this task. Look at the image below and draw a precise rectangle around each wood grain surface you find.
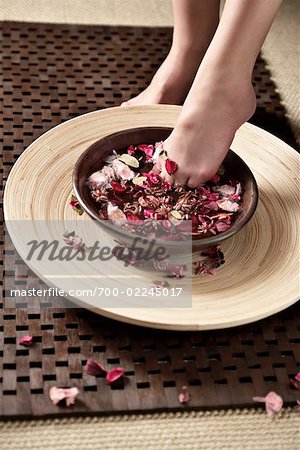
[4,105,300,330]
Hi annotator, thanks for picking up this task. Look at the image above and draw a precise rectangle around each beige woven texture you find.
[1,409,299,450]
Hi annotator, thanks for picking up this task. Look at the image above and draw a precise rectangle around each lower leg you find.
[162,0,282,186]
[122,0,220,106]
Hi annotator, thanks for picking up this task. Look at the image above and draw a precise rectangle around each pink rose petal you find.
[84,358,107,376]
[209,174,219,184]
[178,386,190,404]
[112,159,135,181]
[217,199,240,212]
[165,159,178,175]
[294,372,300,382]
[253,391,283,419]
[107,203,127,222]
[105,368,125,384]
[204,201,219,211]
[289,378,299,390]
[215,221,231,233]
[110,180,127,192]
[88,166,115,189]
[138,144,154,158]
[127,145,135,155]
[18,335,33,347]
[216,184,236,195]
[49,386,79,407]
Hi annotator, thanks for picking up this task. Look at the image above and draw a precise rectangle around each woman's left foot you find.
[159,71,257,187]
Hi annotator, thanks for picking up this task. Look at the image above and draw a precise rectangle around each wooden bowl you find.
[73,127,258,251]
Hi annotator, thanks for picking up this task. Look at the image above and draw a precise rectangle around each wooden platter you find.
[4,105,300,330]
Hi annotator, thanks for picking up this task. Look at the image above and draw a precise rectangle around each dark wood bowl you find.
[73,127,258,251]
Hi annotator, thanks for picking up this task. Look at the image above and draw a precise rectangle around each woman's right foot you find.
[121,47,205,107]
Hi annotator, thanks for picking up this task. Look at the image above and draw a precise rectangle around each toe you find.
[187,177,201,189]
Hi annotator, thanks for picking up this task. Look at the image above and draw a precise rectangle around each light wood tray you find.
[4,105,299,330]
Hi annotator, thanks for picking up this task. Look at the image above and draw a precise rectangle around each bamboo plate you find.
[4,105,300,330]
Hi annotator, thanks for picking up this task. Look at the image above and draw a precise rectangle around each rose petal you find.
[294,372,300,382]
[138,144,154,158]
[167,264,186,278]
[165,158,178,175]
[253,391,283,419]
[217,199,240,212]
[84,358,107,376]
[209,174,219,184]
[127,145,135,155]
[215,221,231,233]
[118,154,139,168]
[110,181,127,192]
[204,201,219,211]
[49,386,79,407]
[126,214,140,221]
[64,234,83,250]
[178,386,190,404]
[18,335,33,347]
[112,159,135,180]
[289,378,299,390]
[152,141,164,162]
[143,209,155,219]
[216,184,236,195]
[107,203,127,222]
[105,368,125,384]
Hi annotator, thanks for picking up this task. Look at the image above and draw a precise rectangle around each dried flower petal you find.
[215,221,231,233]
[168,264,186,278]
[294,372,300,382]
[127,214,140,221]
[91,166,114,187]
[217,199,240,212]
[209,174,219,184]
[118,153,139,168]
[170,210,182,220]
[112,159,135,180]
[110,180,127,192]
[289,378,299,390]
[18,335,33,347]
[69,194,84,215]
[84,358,107,376]
[107,203,127,222]
[152,141,164,162]
[138,144,154,158]
[133,176,147,186]
[178,386,190,404]
[216,184,236,195]
[253,391,283,419]
[105,368,125,384]
[165,158,178,175]
[49,386,79,407]
[64,234,83,250]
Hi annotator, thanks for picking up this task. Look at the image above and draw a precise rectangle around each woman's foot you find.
[160,71,257,187]
[121,47,205,107]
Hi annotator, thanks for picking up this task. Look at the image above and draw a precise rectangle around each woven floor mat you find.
[1,21,299,418]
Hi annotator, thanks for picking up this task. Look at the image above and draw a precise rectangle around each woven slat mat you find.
[1,21,299,418]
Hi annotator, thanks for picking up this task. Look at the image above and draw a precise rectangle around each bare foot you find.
[121,47,204,107]
[160,72,257,187]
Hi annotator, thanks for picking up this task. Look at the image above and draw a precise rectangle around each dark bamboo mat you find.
[1,21,299,418]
